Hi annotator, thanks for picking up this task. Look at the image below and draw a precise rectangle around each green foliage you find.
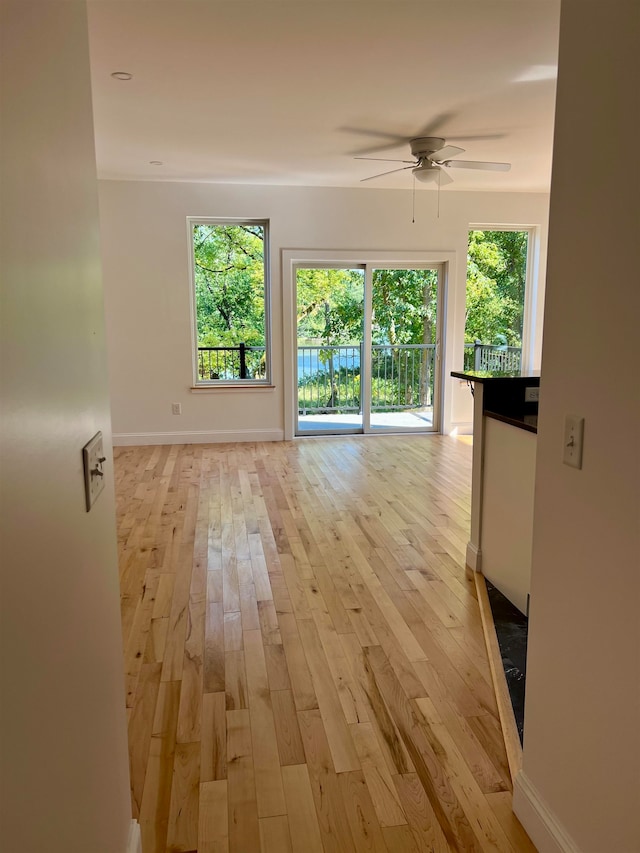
[295,267,438,346]
[193,223,265,347]
[371,269,438,346]
[296,269,364,343]
[465,230,528,346]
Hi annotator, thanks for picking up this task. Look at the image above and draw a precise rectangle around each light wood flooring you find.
[115,435,535,853]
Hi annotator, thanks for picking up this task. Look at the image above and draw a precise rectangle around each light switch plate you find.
[563,415,584,469]
[83,431,106,511]
[525,386,540,402]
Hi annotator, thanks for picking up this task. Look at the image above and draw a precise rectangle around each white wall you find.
[98,180,549,443]
[0,4,133,851]
[514,2,640,851]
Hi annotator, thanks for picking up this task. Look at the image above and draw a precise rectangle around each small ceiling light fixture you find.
[111,71,133,81]
[149,161,163,166]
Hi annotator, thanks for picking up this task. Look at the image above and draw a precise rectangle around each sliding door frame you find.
[282,249,456,440]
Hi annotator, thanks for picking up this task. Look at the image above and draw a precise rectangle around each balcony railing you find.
[197,342,522,406]
[297,343,436,415]
[463,341,522,373]
[197,345,266,380]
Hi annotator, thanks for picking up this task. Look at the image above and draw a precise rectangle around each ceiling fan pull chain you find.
[412,175,416,224]
[437,169,441,219]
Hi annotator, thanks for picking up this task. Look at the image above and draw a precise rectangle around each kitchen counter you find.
[452,370,540,615]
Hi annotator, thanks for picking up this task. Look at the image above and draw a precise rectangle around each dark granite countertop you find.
[451,369,541,383]
[485,410,538,434]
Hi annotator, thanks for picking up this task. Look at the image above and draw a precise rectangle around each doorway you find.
[294,263,443,436]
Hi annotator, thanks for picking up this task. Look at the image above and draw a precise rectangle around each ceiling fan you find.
[356,136,511,185]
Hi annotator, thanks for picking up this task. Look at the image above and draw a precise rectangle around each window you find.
[464,229,531,373]
[189,218,270,385]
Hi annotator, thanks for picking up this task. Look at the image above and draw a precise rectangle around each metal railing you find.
[297,343,436,415]
[464,341,522,373]
[197,345,266,380]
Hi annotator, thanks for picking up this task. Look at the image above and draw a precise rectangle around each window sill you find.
[190,384,276,392]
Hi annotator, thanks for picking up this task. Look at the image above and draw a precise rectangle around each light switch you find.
[83,431,106,511]
[563,416,584,469]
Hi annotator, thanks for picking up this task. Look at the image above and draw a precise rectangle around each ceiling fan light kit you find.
[356,132,511,185]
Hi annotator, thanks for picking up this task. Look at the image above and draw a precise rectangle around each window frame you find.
[187,216,272,388]
[464,224,538,372]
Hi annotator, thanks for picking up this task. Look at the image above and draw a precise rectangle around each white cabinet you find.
[481,417,536,614]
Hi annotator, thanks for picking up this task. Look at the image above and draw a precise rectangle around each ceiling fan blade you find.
[437,169,454,186]
[446,132,506,142]
[340,125,408,143]
[354,157,415,163]
[360,165,415,183]
[350,139,411,156]
[429,145,465,161]
[414,112,456,138]
[442,159,511,172]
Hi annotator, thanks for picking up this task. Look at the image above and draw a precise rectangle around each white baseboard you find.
[127,819,142,853]
[113,428,284,446]
[449,421,473,435]
[466,541,482,572]
[513,771,580,853]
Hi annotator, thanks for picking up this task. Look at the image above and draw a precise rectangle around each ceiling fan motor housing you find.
[410,137,446,159]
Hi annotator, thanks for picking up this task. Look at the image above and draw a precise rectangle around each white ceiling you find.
[87,0,560,192]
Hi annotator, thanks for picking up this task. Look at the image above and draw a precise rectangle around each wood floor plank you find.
[281,763,324,853]
[176,595,206,744]
[338,769,388,852]
[166,741,200,853]
[198,780,228,853]
[271,688,306,766]
[485,791,538,852]
[204,601,225,693]
[258,815,293,853]
[128,661,162,818]
[224,650,248,711]
[226,709,260,853]
[201,691,226,782]
[243,628,287,817]
[381,822,422,852]
[138,679,181,853]
[263,643,292,691]
[297,617,361,773]
[393,772,451,853]
[349,721,407,828]
[297,709,357,853]
[115,436,529,853]
[364,645,482,852]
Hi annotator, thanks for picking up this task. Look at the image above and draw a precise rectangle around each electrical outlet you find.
[83,431,106,511]
[525,386,540,402]
[171,403,182,415]
[563,415,584,469]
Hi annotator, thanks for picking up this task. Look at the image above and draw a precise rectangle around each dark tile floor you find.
[486,581,528,744]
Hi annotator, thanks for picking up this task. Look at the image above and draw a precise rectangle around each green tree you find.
[193,223,265,348]
[465,230,528,345]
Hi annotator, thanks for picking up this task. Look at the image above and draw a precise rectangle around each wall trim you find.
[113,428,284,446]
[449,420,473,435]
[466,541,482,572]
[127,820,142,853]
[513,771,580,853]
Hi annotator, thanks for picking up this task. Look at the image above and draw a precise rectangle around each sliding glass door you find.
[294,262,442,436]
[296,266,365,434]
[369,267,440,432]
